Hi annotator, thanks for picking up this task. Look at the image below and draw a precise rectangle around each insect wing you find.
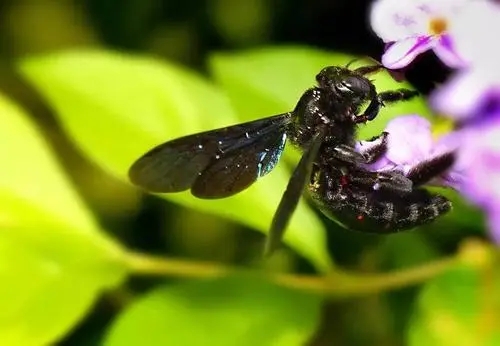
[191,133,287,198]
[129,134,216,193]
[128,114,290,194]
[264,131,325,256]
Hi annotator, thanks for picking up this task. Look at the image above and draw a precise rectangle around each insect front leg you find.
[353,64,384,76]
[378,88,420,105]
[328,144,366,165]
[357,132,389,164]
[328,142,413,194]
[355,89,420,123]
[329,133,388,166]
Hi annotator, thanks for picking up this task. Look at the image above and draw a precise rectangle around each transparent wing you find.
[128,113,290,197]
[191,133,287,198]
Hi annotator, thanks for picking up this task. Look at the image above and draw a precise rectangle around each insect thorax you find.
[286,87,360,150]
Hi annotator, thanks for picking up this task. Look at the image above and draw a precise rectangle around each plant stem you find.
[125,251,458,298]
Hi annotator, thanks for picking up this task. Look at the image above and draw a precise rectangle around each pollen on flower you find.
[429,17,448,35]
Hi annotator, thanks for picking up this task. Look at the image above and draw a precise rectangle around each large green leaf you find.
[104,277,322,346]
[18,50,332,272]
[0,92,127,345]
[408,264,500,346]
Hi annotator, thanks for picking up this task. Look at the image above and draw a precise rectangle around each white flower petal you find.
[370,0,430,41]
[450,1,500,68]
[433,34,468,68]
[384,115,434,165]
[382,36,435,69]
[369,0,474,42]
[431,70,497,119]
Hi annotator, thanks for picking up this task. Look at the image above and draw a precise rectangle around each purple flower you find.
[428,1,500,242]
[359,115,500,244]
[433,117,500,245]
[457,117,500,207]
[357,115,464,188]
[455,116,500,241]
[369,0,474,69]
[431,71,500,122]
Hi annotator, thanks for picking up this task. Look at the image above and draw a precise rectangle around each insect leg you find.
[329,133,389,166]
[349,170,414,194]
[373,172,414,194]
[378,89,420,104]
[328,144,366,165]
[353,64,384,76]
[358,89,420,122]
[265,131,325,256]
[406,151,456,186]
[357,132,389,164]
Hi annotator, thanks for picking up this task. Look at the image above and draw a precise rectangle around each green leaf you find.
[408,265,500,346]
[18,50,332,272]
[209,46,432,140]
[0,92,127,345]
[104,277,322,346]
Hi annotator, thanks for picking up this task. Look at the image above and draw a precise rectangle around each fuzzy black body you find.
[308,163,451,233]
[283,66,452,233]
[128,64,455,254]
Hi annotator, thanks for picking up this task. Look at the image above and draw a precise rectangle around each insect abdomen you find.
[309,168,452,233]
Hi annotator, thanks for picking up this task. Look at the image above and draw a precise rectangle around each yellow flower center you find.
[429,17,448,35]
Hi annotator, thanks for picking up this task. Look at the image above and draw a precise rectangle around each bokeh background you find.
[0,0,493,345]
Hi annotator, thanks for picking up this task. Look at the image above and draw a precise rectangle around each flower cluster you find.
[368,0,500,240]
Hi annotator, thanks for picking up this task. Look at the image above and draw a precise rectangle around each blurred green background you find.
[0,0,498,345]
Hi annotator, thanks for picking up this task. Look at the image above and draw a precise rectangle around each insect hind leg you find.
[406,151,456,186]
[349,169,414,195]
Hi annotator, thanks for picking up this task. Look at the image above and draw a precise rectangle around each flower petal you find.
[432,1,500,121]
[358,115,465,191]
[450,1,500,69]
[458,118,500,208]
[383,115,434,164]
[433,34,467,68]
[359,115,435,173]
[431,70,500,121]
[370,0,430,42]
[381,36,434,69]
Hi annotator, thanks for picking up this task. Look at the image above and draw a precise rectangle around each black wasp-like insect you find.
[128,63,455,255]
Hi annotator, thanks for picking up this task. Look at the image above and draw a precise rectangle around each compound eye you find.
[336,81,353,93]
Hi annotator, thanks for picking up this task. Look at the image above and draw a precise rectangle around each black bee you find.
[128,64,455,255]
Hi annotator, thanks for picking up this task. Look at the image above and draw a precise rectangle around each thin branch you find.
[125,251,459,298]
